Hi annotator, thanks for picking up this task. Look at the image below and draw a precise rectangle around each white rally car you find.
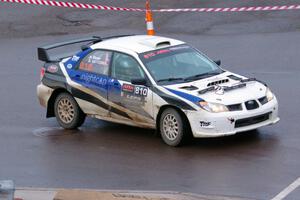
[37,35,279,146]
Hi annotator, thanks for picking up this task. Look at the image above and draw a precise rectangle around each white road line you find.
[271,177,300,200]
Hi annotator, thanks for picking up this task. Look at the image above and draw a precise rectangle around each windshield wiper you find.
[184,71,222,81]
[157,77,184,83]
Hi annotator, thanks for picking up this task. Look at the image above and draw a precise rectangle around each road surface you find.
[0,1,299,199]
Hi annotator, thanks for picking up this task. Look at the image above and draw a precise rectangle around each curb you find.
[15,188,57,200]
[14,188,254,200]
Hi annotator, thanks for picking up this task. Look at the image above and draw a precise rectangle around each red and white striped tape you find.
[1,0,300,13]
[155,5,300,12]
[1,0,144,11]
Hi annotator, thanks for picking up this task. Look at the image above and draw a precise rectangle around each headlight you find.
[266,88,274,102]
[199,101,229,113]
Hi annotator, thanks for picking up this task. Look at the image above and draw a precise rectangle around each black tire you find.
[54,92,86,129]
[159,108,187,147]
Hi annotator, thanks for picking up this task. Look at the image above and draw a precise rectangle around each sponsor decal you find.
[123,93,146,106]
[47,65,58,73]
[125,94,143,102]
[143,52,156,59]
[67,64,73,69]
[169,46,190,51]
[143,45,191,59]
[200,121,211,127]
[71,55,80,62]
[80,73,107,86]
[143,49,171,59]
[88,55,101,63]
[122,84,135,93]
[156,49,171,55]
[215,85,224,95]
[88,52,111,66]
[228,118,235,124]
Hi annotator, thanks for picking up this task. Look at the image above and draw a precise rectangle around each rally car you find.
[37,35,279,146]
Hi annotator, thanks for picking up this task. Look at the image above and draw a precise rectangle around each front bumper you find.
[37,83,54,108]
[186,97,279,138]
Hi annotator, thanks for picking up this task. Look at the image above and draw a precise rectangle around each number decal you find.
[122,84,148,97]
[134,86,148,97]
[135,87,140,95]
[142,88,148,96]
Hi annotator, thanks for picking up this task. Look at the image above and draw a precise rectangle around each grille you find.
[235,112,271,128]
[226,97,268,112]
[258,96,268,105]
[227,104,243,111]
[245,100,259,110]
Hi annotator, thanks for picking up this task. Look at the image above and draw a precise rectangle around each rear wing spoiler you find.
[37,36,102,62]
[37,34,134,62]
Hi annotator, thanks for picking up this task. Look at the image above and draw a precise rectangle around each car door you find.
[68,50,112,117]
[108,52,154,126]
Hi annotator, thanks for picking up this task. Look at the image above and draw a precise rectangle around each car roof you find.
[91,35,185,54]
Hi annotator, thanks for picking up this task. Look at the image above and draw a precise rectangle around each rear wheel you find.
[159,108,187,147]
[54,93,85,129]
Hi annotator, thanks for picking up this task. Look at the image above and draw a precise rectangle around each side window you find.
[78,50,112,75]
[111,52,145,82]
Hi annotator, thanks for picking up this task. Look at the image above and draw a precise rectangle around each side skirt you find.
[92,114,156,129]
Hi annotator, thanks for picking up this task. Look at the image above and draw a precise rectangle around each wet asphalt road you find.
[0,1,300,199]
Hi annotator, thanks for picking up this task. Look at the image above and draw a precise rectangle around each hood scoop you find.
[227,74,242,81]
[207,79,229,87]
[179,85,198,91]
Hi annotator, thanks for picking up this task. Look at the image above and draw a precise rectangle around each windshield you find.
[139,45,223,85]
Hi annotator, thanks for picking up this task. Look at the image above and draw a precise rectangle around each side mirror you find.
[131,78,147,86]
[214,60,221,66]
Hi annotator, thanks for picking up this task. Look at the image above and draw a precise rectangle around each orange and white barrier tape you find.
[1,0,300,12]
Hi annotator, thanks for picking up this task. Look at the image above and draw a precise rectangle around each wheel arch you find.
[46,88,71,118]
[156,105,192,135]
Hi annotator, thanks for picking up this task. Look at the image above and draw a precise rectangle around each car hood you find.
[163,71,267,105]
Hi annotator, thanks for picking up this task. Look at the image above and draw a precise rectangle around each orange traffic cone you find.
[145,0,155,35]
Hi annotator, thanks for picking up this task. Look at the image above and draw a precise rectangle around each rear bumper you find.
[186,97,279,138]
[37,83,54,108]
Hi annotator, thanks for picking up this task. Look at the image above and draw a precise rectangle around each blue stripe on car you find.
[165,88,203,103]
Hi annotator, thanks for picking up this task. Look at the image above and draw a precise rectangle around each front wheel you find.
[54,93,86,129]
[159,108,187,147]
